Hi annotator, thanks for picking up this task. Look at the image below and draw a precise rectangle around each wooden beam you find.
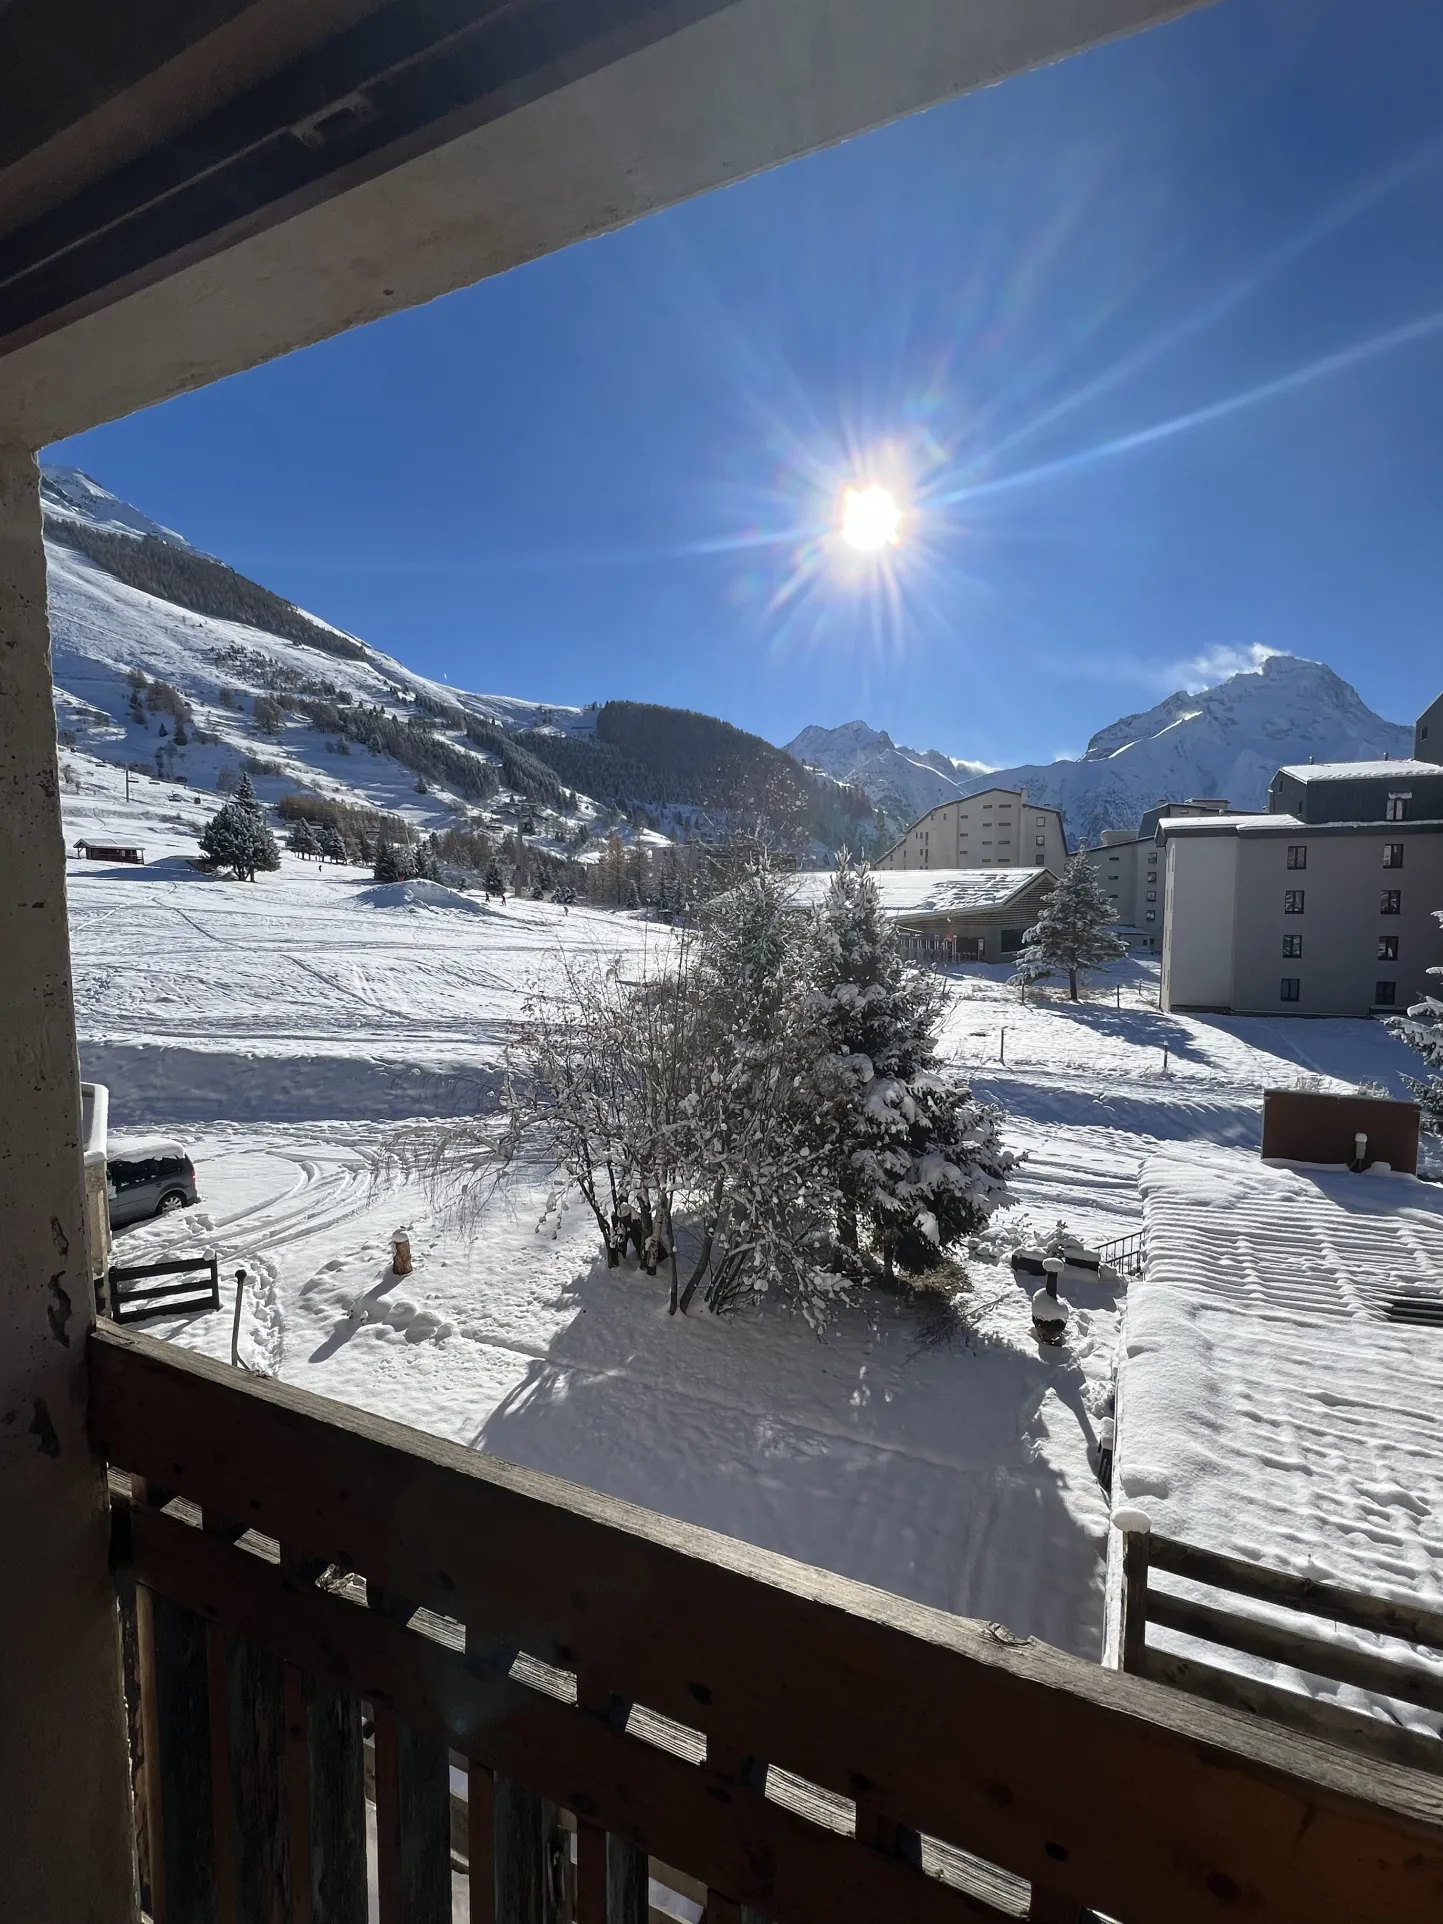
[1145,1589,1443,1719]
[93,1326,1443,1924]
[1148,1535,1443,1654]
[1139,1647,1443,1780]
[130,1507,1014,1924]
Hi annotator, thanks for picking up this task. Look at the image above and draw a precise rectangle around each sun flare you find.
[840,483,901,553]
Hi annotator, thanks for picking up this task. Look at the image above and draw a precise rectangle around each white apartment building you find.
[1084,799,1232,951]
[1160,761,1443,1016]
[876,788,1068,874]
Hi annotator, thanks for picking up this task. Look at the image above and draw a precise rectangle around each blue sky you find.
[46,0,1443,767]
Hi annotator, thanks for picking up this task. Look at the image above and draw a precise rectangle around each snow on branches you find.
[1011,852,1126,1000]
[1388,904,1443,1131]
[395,858,1012,1329]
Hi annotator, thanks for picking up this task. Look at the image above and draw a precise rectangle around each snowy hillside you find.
[785,718,992,830]
[789,656,1413,849]
[43,467,596,852]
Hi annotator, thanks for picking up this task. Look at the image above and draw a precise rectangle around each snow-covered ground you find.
[1119,1144,1443,1737]
[64,752,1435,1669]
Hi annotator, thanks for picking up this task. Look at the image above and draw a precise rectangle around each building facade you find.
[1160,762,1443,1016]
[876,788,1067,874]
[1084,799,1231,951]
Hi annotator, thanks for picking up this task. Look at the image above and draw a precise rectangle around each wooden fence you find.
[1117,1527,1443,1779]
[108,1252,221,1325]
[90,1322,1443,1924]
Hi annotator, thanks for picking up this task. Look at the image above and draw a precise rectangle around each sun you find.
[840,483,902,553]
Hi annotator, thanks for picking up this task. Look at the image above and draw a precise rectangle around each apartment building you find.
[786,866,1056,964]
[1160,761,1443,1016]
[876,788,1068,874]
[1084,799,1231,951]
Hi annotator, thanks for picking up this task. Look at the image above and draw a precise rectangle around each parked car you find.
[106,1140,199,1229]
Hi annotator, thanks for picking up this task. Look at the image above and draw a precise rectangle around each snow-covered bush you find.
[1387,909,1443,1130]
[1012,853,1127,1001]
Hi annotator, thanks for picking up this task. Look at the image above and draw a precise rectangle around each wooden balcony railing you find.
[90,1322,1443,1924]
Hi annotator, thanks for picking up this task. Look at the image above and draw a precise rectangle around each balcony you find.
[91,1321,1442,1924]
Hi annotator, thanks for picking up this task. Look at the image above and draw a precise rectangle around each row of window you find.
[1282,935,1398,959]
[1284,890,1402,914]
[1286,844,1404,869]
[1280,979,1398,1005]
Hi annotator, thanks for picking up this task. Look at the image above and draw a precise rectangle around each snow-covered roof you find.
[786,867,1048,917]
[1275,759,1440,783]
[1155,813,1292,836]
[1118,1144,1443,1715]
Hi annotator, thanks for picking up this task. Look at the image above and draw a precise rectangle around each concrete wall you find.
[1161,831,1237,1009]
[0,448,135,1921]
[1230,827,1443,1017]
[878,789,1068,874]
[1086,834,1162,948]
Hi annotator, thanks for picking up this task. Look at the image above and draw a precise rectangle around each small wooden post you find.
[391,1230,413,1277]
[1118,1518,1152,1676]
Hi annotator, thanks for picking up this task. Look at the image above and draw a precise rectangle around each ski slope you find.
[63,752,1430,1661]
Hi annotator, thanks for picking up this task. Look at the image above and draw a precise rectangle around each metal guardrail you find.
[1096,1230,1145,1278]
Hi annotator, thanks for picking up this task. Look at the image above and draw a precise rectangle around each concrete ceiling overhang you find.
[0,0,1204,446]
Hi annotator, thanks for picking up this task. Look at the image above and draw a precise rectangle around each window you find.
[1280,978,1301,1002]
[1284,890,1305,913]
[1145,889,1157,902]
[1286,845,1306,870]
[1378,935,1398,960]
[1035,836,1046,847]
[1145,909,1156,922]
[1374,981,1397,1007]
[1000,928,1025,954]
[1387,795,1409,821]
[1383,843,1404,868]
[1035,815,1046,828]
[1381,889,1402,915]
[1282,934,1302,958]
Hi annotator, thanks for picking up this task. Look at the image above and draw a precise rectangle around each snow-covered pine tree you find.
[373,839,404,883]
[199,798,278,881]
[321,824,347,865]
[234,770,261,812]
[287,819,318,858]
[1012,853,1127,1000]
[1388,908,1443,1130]
[483,859,505,896]
[809,857,1012,1276]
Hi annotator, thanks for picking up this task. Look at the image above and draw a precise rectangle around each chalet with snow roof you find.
[789,865,1055,964]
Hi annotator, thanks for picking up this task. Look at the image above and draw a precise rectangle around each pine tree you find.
[624,878,641,911]
[1388,907,1443,1130]
[809,858,1012,1275]
[199,798,278,881]
[373,839,404,883]
[234,770,261,812]
[287,819,318,858]
[483,859,505,896]
[1012,854,1127,1000]
[321,824,347,865]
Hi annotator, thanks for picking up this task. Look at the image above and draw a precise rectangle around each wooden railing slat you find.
[227,1633,292,1924]
[306,1675,368,1924]
[129,1508,1012,1924]
[94,1325,1443,1924]
[1146,1588,1443,1719]
[1138,1645,1443,1779]
[1148,1533,1443,1653]
[153,1592,219,1924]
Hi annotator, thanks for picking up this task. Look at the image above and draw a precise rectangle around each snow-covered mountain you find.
[785,719,992,829]
[42,466,597,846]
[788,656,1414,850]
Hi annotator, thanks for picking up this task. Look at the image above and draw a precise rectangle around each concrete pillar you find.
[0,446,136,1919]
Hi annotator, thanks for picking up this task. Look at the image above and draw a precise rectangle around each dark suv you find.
[106,1142,199,1229]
